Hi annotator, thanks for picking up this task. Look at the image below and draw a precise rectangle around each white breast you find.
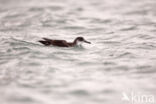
[76,41,83,46]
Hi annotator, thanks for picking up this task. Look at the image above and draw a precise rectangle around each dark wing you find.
[51,40,69,47]
[39,38,69,47]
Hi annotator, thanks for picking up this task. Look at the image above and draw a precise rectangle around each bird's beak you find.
[84,40,91,44]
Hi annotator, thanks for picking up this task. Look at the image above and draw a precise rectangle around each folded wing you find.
[38,38,69,47]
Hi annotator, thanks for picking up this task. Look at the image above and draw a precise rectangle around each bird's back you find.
[38,38,70,47]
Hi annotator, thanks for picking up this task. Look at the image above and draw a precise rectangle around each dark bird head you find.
[74,37,91,44]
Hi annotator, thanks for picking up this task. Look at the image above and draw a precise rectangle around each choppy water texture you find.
[0,0,156,104]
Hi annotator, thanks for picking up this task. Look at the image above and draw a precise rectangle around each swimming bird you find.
[38,37,91,47]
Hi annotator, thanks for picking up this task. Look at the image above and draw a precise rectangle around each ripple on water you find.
[119,25,137,31]
[69,89,90,96]
[0,0,156,104]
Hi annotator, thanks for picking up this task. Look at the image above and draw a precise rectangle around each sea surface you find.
[0,0,156,104]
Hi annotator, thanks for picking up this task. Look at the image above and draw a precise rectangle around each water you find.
[0,0,156,104]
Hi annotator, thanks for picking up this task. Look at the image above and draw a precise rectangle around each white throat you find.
[76,41,83,46]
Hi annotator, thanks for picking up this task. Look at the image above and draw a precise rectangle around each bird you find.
[38,37,91,47]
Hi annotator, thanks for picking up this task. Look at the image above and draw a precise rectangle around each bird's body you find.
[38,37,91,47]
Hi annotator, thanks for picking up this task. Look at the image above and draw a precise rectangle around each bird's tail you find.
[38,40,51,46]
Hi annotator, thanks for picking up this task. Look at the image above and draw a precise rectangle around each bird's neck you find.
[73,39,77,45]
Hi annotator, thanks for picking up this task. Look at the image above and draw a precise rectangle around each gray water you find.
[0,0,156,104]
